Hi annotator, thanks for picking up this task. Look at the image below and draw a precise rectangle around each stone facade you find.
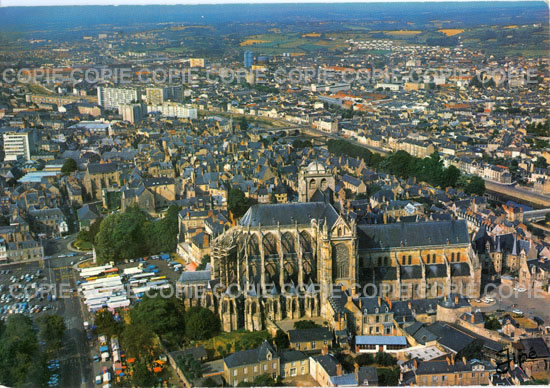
[180,201,481,332]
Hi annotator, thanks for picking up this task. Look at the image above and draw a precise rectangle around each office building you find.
[244,50,254,69]
[2,128,36,161]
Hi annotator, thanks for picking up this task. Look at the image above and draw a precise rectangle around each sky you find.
[0,0,542,7]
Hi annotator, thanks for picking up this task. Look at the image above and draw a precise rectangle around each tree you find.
[130,293,185,345]
[355,353,374,366]
[122,322,156,360]
[239,116,249,131]
[228,187,252,219]
[146,204,180,254]
[61,158,77,175]
[534,156,548,169]
[196,254,210,271]
[272,329,289,350]
[293,320,321,330]
[37,314,66,352]
[184,307,220,340]
[375,352,397,366]
[94,206,150,263]
[95,309,124,339]
[462,176,486,196]
[0,314,40,387]
[377,366,400,386]
[484,316,502,331]
[132,361,156,387]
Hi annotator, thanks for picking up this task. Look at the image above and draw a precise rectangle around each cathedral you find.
[186,163,482,332]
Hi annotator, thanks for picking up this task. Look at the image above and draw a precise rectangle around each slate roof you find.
[177,270,211,283]
[224,341,278,369]
[357,220,469,250]
[517,337,550,358]
[312,354,340,376]
[239,202,339,227]
[87,162,118,174]
[279,350,308,364]
[288,327,332,343]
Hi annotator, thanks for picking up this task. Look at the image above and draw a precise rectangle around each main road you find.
[44,254,94,388]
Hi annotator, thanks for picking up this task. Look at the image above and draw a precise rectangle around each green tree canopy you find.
[61,158,78,175]
[184,306,220,340]
[228,187,253,219]
[37,314,66,352]
[130,293,185,344]
[0,314,42,387]
[293,320,321,330]
[95,309,124,339]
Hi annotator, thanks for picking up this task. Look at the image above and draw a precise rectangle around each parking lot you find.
[0,254,94,388]
[0,261,58,320]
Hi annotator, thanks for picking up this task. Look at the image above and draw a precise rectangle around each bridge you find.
[523,208,550,222]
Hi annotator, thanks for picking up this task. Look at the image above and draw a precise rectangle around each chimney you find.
[413,359,418,369]
[451,354,455,365]
[378,297,382,307]
[446,356,451,366]
[408,301,412,309]
[471,314,475,324]
[385,297,392,310]
[203,234,209,248]
[462,356,466,365]
[321,345,329,356]
[336,363,343,376]
[354,362,359,384]
[455,295,459,305]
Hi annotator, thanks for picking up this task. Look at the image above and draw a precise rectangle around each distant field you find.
[383,30,422,36]
[438,28,464,36]
[240,38,270,46]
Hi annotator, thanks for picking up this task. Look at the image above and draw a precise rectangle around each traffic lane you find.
[58,265,93,388]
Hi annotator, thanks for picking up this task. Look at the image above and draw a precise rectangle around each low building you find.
[280,350,309,379]
[223,341,280,386]
[288,327,333,352]
[355,335,408,354]
[412,357,495,386]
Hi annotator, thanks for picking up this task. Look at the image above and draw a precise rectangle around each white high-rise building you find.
[97,86,142,110]
[3,128,36,161]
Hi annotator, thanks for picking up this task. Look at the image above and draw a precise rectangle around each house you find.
[331,364,378,387]
[288,327,333,351]
[309,353,343,387]
[513,337,550,377]
[77,203,101,231]
[28,207,68,237]
[279,350,309,379]
[355,335,408,354]
[410,357,495,386]
[223,341,280,386]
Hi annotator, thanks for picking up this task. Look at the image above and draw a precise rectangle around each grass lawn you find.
[198,329,271,359]
[73,239,93,251]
